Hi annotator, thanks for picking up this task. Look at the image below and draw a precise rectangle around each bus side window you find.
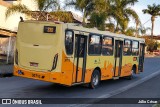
[65,30,74,55]
[132,41,139,56]
[123,40,131,55]
[88,34,102,55]
[102,36,113,56]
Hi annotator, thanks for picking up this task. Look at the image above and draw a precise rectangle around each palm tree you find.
[138,26,151,36]
[142,3,160,41]
[125,27,137,36]
[88,0,109,30]
[89,12,107,30]
[65,0,95,25]
[108,0,140,34]
[5,0,58,20]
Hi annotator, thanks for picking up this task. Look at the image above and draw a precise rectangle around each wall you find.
[0,0,38,32]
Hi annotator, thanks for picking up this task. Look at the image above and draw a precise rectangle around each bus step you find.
[113,77,119,80]
[72,82,84,86]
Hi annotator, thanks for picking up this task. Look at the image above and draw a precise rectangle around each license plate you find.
[30,62,38,67]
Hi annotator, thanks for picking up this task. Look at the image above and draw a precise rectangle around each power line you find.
[142,19,150,26]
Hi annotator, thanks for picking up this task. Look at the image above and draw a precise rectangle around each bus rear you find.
[14,21,64,84]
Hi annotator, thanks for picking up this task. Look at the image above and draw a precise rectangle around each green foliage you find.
[5,0,58,19]
[125,27,136,36]
[142,3,160,16]
[145,38,158,52]
[89,12,107,30]
[65,0,95,24]
[108,0,140,33]
[36,0,58,11]
[106,23,115,32]
[142,3,160,40]
[5,4,31,19]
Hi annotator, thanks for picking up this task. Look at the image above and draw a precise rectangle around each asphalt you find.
[0,64,13,76]
[0,58,160,107]
[87,72,160,107]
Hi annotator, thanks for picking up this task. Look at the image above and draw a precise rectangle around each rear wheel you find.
[89,70,100,89]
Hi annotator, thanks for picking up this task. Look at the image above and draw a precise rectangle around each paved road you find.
[0,58,160,107]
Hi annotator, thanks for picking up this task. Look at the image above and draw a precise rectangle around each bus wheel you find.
[127,66,136,80]
[89,70,100,89]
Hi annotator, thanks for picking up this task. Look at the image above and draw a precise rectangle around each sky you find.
[132,0,160,35]
[61,0,160,35]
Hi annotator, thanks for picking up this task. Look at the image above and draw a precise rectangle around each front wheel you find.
[89,70,100,89]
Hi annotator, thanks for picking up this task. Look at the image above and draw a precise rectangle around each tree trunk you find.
[151,16,155,41]
[82,10,86,26]
[115,21,119,33]
[135,21,139,38]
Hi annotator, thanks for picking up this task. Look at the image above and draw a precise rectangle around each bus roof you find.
[66,23,145,43]
[22,21,145,43]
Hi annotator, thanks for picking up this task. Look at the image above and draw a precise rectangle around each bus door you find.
[73,35,87,83]
[114,40,123,77]
[139,43,145,72]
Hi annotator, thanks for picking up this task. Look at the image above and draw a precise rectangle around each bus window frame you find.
[132,40,139,56]
[65,29,74,55]
[88,33,102,56]
[123,39,132,56]
[102,35,114,56]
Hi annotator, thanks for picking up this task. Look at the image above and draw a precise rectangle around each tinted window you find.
[88,34,102,55]
[65,30,74,55]
[123,40,131,55]
[102,36,113,55]
[132,41,139,56]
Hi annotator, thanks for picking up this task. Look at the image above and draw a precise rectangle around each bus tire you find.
[89,70,100,89]
[127,66,136,80]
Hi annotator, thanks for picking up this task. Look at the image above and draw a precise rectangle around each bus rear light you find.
[51,53,58,70]
[15,49,18,65]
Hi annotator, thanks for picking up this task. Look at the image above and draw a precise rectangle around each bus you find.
[14,21,145,88]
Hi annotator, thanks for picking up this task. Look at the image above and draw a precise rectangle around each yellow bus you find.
[14,21,145,88]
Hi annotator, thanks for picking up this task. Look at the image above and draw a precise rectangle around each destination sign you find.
[43,26,56,33]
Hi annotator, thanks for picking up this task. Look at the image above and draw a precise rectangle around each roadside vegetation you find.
[5,0,160,52]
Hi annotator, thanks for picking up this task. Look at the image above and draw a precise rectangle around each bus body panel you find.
[14,21,145,87]
[16,21,62,71]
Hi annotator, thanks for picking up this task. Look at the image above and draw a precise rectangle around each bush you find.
[145,38,158,52]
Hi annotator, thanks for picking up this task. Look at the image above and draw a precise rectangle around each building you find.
[0,0,37,63]
[0,0,83,63]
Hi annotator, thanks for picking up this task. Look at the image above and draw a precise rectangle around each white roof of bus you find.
[66,23,145,42]
[22,21,145,43]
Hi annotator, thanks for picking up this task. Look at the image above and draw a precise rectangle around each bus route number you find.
[44,26,56,33]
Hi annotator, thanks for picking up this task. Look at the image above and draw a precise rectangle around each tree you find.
[108,0,140,34]
[142,4,160,41]
[5,0,58,20]
[138,26,151,36]
[89,12,107,30]
[65,0,95,25]
[88,0,109,30]
[125,27,136,36]
[145,38,158,52]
